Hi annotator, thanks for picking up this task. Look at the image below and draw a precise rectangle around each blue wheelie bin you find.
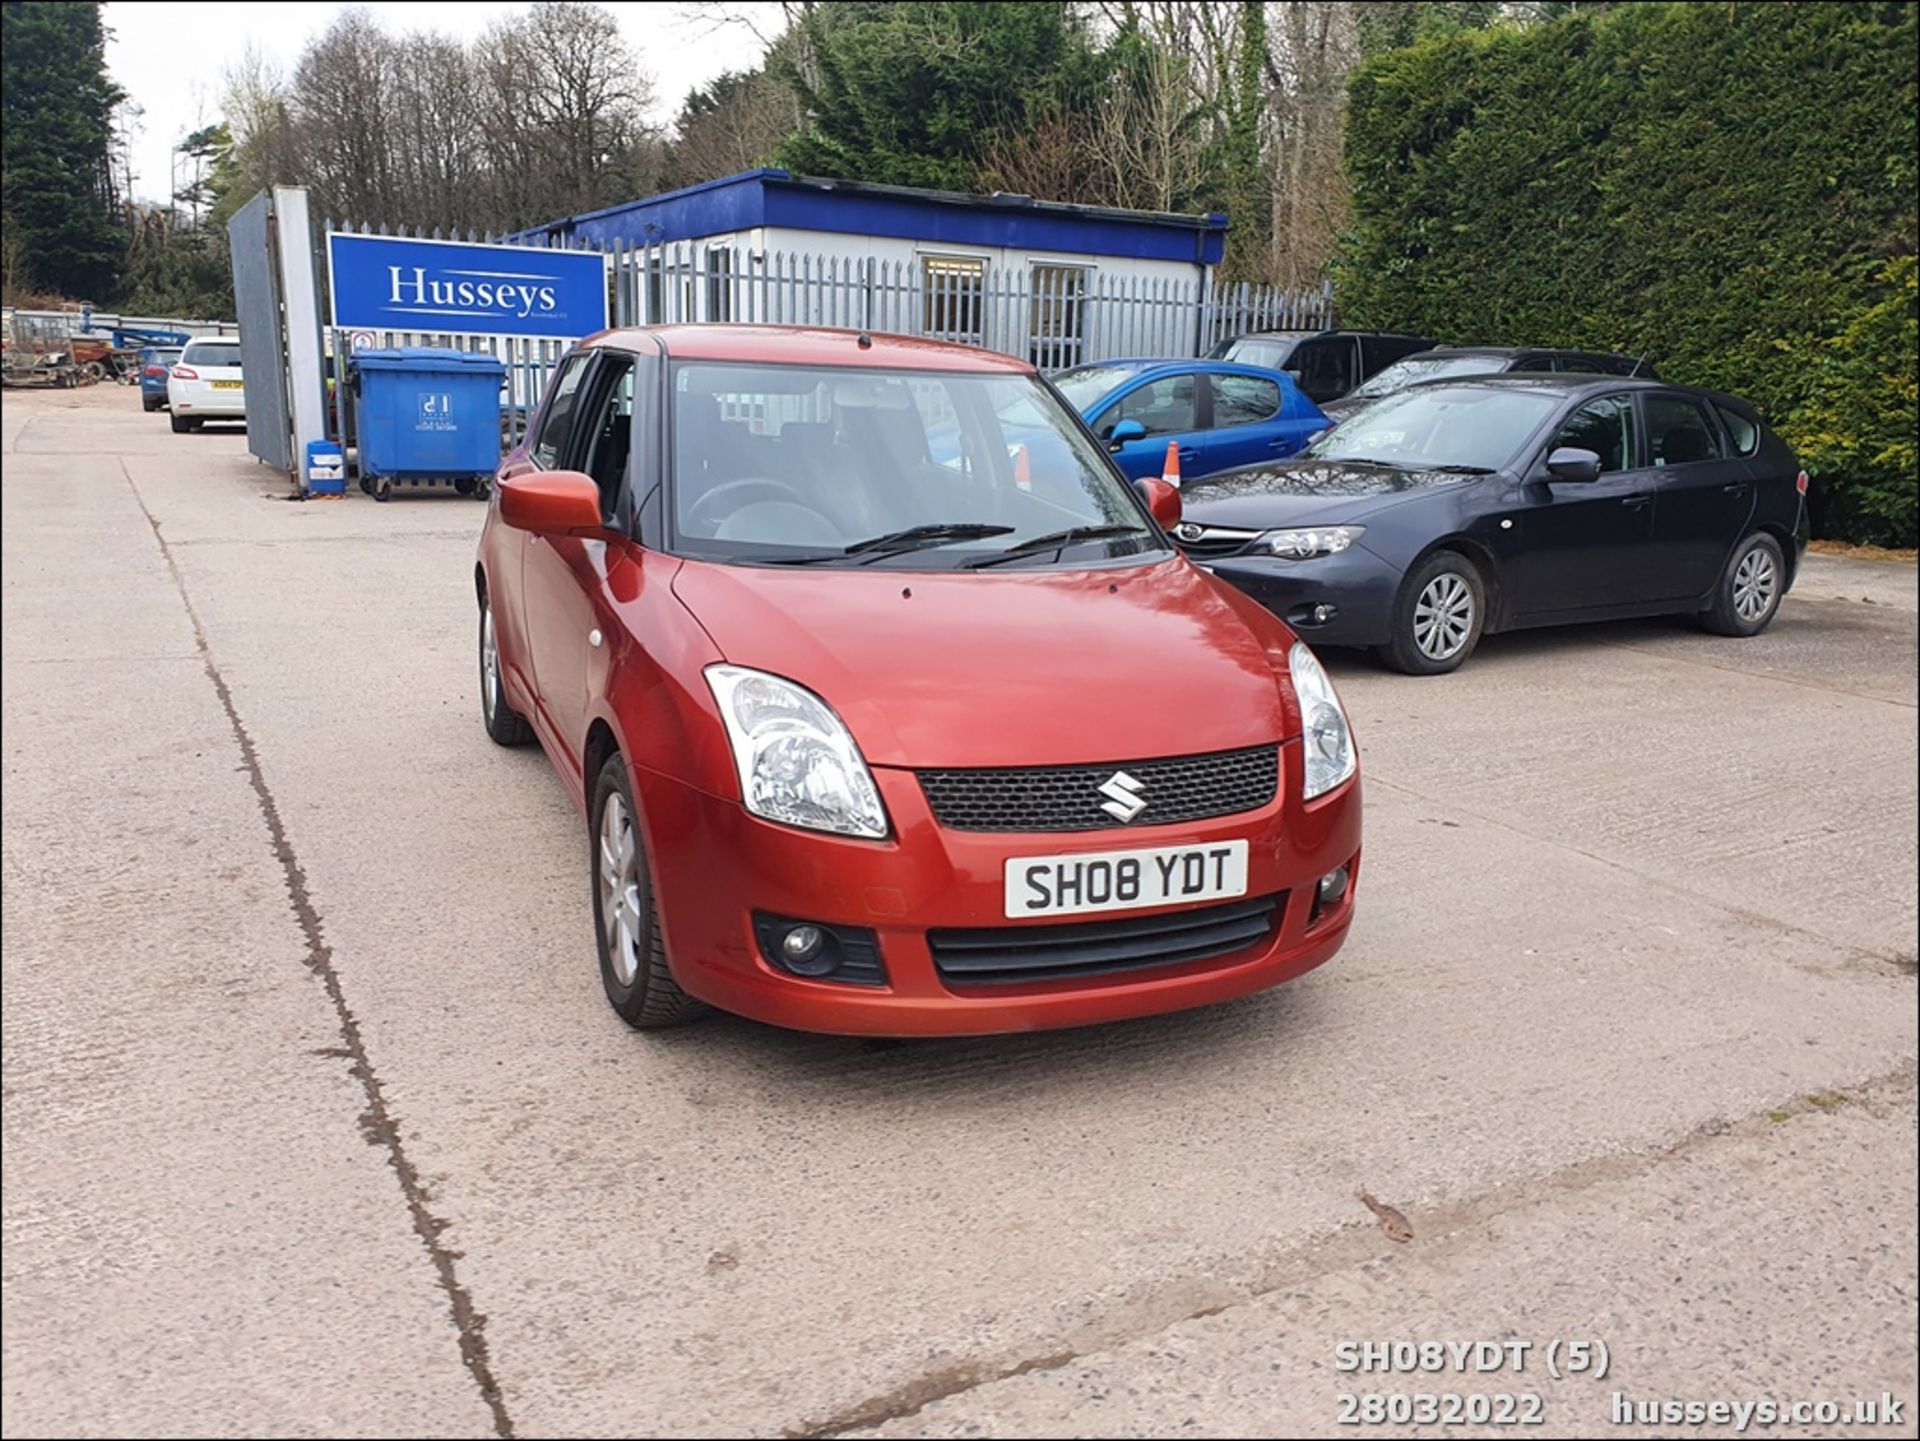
[349,347,506,501]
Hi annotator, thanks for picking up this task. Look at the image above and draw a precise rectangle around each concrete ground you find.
[3,384,1915,1439]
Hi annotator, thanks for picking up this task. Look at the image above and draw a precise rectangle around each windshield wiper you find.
[841,522,1014,559]
[962,523,1149,569]
[1421,464,1496,475]
[1318,455,1412,469]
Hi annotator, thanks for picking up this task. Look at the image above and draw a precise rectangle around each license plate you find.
[212,380,243,390]
[1005,840,1249,919]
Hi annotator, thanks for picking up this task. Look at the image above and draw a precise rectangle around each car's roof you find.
[1070,356,1284,375]
[590,324,1036,375]
[1421,343,1635,360]
[1235,329,1432,341]
[1408,373,1675,398]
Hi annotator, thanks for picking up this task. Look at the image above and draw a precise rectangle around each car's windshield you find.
[1307,384,1559,471]
[1050,364,1142,415]
[183,342,242,368]
[670,362,1161,569]
[1349,353,1505,399]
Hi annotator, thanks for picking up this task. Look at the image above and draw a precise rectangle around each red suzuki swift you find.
[477,326,1361,1036]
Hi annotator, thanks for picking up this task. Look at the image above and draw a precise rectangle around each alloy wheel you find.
[598,793,643,988]
[1413,572,1475,661]
[481,605,500,722]
[1733,545,1778,622]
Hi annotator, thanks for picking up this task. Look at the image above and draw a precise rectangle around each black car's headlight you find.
[1259,525,1365,560]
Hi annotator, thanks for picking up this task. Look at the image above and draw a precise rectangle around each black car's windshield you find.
[1308,384,1559,471]
[670,362,1161,569]
[1348,353,1506,400]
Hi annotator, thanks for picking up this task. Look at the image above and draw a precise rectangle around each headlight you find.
[704,665,889,839]
[1260,525,1364,560]
[1288,642,1356,800]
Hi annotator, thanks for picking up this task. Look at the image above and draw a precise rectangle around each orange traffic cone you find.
[1161,440,1182,487]
[1014,442,1032,491]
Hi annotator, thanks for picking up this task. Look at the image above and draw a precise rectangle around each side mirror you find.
[498,469,603,535]
[1108,418,1146,451]
[1545,446,1602,483]
[1135,475,1182,530]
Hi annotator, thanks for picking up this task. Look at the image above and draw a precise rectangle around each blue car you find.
[138,345,184,412]
[1051,359,1329,482]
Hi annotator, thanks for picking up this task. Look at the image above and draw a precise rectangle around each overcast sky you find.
[102,1,782,205]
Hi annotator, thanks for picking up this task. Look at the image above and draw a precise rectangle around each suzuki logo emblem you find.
[1098,770,1148,823]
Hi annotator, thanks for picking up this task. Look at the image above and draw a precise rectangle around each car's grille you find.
[1173,524,1259,559]
[917,746,1278,833]
[928,893,1284,986]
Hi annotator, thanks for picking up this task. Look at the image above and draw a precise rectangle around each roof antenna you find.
[857,330,873,349]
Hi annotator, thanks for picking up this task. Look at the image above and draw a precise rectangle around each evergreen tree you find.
[2,0,125,300]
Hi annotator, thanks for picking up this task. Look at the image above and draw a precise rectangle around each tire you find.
[589,752,707,1029]
[479,595,534,746]
[1702,532,1786,637]
[1379,550,1487,675]
[170,414,190,433]
[142,396,160,412]
[454,476,477,496]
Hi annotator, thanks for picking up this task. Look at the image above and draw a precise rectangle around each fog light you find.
[780,924,833,975]
[1312,603,1336,625]
[1318,866,1350,905]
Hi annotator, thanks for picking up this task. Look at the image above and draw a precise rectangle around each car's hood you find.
[671,555,1299,768]
[1178,460,1472,528]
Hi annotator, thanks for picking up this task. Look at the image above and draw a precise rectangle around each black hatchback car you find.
[1208,330,1440,406]
[1319,345,1658,424]
[1174,376,1809,674]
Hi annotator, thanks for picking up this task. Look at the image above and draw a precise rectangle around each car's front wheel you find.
[1702,532,1785,637]
[1380,550,1486,675]
[590,753,707,1030]
[479,595,533,746]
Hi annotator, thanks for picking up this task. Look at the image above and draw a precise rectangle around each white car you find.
[167,339,246,432]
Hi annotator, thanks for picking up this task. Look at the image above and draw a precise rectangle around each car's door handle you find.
[1722,482,1751,494]
[1179,447,1198,462]
[1621,495,1653,510]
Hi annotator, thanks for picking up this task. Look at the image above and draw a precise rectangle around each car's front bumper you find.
[1195,545,1405,649]
[634,746,1361,1036]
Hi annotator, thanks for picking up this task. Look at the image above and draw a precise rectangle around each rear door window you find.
[1207,373,1282,427]
[1644,394,1727,467]
[1712,402,1759,456]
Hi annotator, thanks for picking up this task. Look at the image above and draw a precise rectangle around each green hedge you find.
[1336,2,1918,546]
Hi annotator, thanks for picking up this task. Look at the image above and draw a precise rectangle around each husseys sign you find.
[326,233,608,341]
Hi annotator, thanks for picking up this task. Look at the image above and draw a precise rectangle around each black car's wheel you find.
[479,595,534,746]
[590,752,707,1030]
[1702,532,1786,637]
[1380,550,1487,675]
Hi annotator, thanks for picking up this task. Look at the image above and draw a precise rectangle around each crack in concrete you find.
[120,459,514,1439]
[791,1065,1918,1439]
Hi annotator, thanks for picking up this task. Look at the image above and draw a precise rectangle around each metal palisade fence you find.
[319,221,1332,447]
